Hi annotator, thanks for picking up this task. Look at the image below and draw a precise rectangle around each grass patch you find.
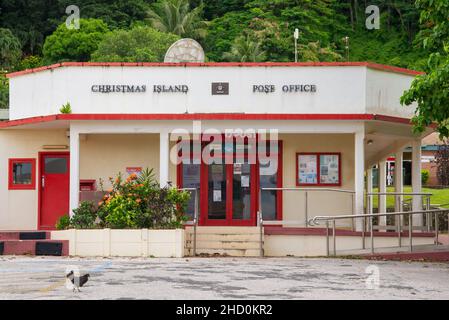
[369,186,449,209]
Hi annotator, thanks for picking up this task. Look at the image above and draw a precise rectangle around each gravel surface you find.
[0,256,448,300]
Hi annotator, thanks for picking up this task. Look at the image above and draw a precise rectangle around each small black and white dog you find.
[66,270,90,292]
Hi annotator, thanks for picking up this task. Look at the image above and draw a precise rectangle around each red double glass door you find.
[201,160,257,226]
[178,136,282,227]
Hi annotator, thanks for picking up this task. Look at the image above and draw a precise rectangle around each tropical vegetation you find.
[56,168,190,230]
[0,0,447,132]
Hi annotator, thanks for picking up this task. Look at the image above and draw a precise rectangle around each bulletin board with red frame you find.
[296,152,341,187]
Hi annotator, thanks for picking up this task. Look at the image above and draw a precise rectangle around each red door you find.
[39,152,70,230]
[200,137,257,226]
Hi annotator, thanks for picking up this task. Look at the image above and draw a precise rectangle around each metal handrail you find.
[180,187,199,256]
[259,187,356,228]
[308,208,448,256]
[366,192,433,196]
[264,187,355,194]
[366,192,433,232]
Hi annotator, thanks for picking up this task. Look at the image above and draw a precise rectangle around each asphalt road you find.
[0,256,448,300]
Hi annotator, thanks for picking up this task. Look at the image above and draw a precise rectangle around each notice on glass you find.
[233,163,242,175]
[241,175,250,188]
[298,155,317,184]
[213,190,222,202]
[320,155,339,184]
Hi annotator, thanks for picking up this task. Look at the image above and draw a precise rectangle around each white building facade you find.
[0,62,431,241]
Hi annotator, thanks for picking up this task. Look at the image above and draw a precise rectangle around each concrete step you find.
[0,240,68,256]
[185,248,261,257]
[185,233,260,242]
[185,226,260,235]
[0,231,50,240]
[185,240,261,250]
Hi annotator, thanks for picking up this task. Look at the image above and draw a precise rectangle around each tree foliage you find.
[147,0,208,39]
[91,26,180,62]
[0,74,9,109]
[42,18,109,64]
[0,28,22,70]
[0,0,435,68]
[401,0,449,138]
[223,35,266,62]
[435,143,449,186]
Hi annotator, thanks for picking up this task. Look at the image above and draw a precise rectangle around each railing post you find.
[305,191,308,227]
[351,193,355,231]
[325,220,330,257]
[397,213,402,247]
[409,213,413,252]
[427,196,431,232]
[370,215,374,254]
[193,188,199,257]
[258,188,263,257]
[332,220,336,256]
[258,211,263,257]
[434,212,439,246]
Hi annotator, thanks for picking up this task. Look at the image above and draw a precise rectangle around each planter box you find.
[51,229,184,258]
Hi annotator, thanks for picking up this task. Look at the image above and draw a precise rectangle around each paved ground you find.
[0,256,448,300]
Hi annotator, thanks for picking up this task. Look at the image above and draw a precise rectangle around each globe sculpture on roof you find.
[164,38,205,63]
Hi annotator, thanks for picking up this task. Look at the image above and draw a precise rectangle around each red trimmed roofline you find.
[6,61,424,78]
[0,113,416,129]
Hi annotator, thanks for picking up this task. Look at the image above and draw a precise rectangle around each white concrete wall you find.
[264,234,434,257]
[281,133,355,227]
[51,229,185,257]
[9,66,371,119]
[80,134,160,189]
[365,68,417,118]
[0,129,69,230]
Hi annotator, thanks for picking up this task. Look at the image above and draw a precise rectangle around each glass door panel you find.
[207,163,227,220]
[232,163,252,220]
[182,164,200,220]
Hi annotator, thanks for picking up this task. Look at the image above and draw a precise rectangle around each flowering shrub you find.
[55,201,98,230]
[96,168,190,229]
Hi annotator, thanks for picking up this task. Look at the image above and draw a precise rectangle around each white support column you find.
[394,150,404,213]
[412,139,423,226]
[159,131,170,188]
[378,159,387,227]
[69,129,80,216]
[354,130,365,231]
[366,167,373,215]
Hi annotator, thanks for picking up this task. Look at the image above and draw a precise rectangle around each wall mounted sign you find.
[296,153,341,186]
[253,85,276,93]
[153,85,189,94]
[282,84,317,93]
[126,167,142,175]
[91,85,146,93]
[297,154,318,184]
[252,84,317,93]
[212,82,229,95]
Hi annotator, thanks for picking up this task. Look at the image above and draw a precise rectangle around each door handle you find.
[41,176,45,188]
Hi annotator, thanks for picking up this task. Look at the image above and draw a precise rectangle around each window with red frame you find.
[8,158,36,190]
[296,153,341,186]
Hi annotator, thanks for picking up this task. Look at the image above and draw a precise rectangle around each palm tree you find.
[147,0,208,39]
[0,28,22,71]
[223,35,266,62]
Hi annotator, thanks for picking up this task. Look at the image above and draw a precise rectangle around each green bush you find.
[99,170,190,229]
[59,102,72,114]
[70,201,98,229]
[422,169,430,185]
[73,168,190,229]
[55,215,71,230]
